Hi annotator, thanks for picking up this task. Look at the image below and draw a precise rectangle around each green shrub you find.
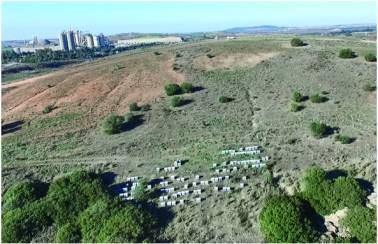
[310,122,328,138]
[2,200,52,243]
[164,83,181,96]
[206,53,215,58]
[171,96,183,107]
[2,180,45,212]
[55,222,81,243]
[129,102,140,111]
[341,206,376,243]
[335,134,354,144]
[42,105,54,114]
[153,51,161,55]
[97,204,156,243]
[291,38,306,47]
[45,170,107,226]
[124,112,135,122]
[290,102,304,112]
[180,82,194,93]
[78,198,119,242]
[259,195,318,242]
[301,167,366,215]
[364,53,376,62]
[339,49,356,59]
[219,96,233,103]
[310,94,327,103]
[292,91,303,102]
[363,83,376,92]
[101,113,124,134]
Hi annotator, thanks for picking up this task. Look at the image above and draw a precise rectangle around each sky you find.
[2,1,377,40]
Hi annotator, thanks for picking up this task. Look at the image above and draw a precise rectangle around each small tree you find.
[291,38,306,47]
[42,105,54,114]
[132,179,149,202]
[339,49,356,59]
[341,206,376,243]
[180,82,194,93]
[129,102,140,111]
[363,83,376,92]
[364,53,376,62]
[259,195,318,242]
[164,83,181,96]
[310,122,328,138]
[292,91,303,102]
[335,134,354,144]
[310,94,327,103]
[171,96,183,107]
[219,96,233,103]
[102,114,124,134]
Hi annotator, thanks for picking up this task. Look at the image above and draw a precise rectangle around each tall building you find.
[85,34,94,49]
[66,31,76,51]
[59,32,68,51]
[74,30,82,46]
[93,33,106,48]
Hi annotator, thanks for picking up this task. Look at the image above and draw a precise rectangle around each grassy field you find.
[2,35,376,242]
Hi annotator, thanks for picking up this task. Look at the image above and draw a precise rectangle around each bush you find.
[164,83,181,96]
[101,113,124,134]
[339,49,356,59]
[259,195,318,242]
[219,96,233,103]
[310,122,328,138]
[78,199,119,242]
[42,105,54,114]
[310,94,327,103]
[292,91,303,102]
[291,38,306,47]
[45,170,107,226]
[180,82,194,93]
[55,222,81,243]
[290,102,303,112]
[301,167,366,215]
[2,180,46,212]
[335,134,354,144]
[132,179,150,202]
[129,102,140,111]
[97,204,156,243]
[2,200,52,243]
[206,54,215,58]
[364,53,376,62]
[363,83,376,92]
[341,206,376,243]
[171,96,183,107]
[124,112,135,122]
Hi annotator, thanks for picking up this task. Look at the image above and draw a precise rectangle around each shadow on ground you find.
[2,120,24,135]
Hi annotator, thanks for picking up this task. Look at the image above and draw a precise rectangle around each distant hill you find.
[223,24,376,35]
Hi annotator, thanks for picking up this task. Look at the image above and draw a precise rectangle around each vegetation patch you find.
[339,49,356,59]
[165,83,182,96]
[180,82,194,93]
[129,102,140,111]
[101,114,125,134]
[310,94,327,103]
[363,83,376,92]
[310,122,330,138]
[292,91,303,102]
[335,134,354,144]
[341,206,376,243]
[171,96,184,107]
[364,53,376,62]
[291,38,306,47]
[290,102,304,112]
[219,96,233,103]
[42,105,54,114]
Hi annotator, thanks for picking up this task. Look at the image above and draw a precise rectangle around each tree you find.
[101,113,124,134]
[171,96,183,107]
[335,134,354,144]
[310,122,328,138]
[341,206,376,243]
[55,222,81,243]
[290,102,303,112]
[2,179,46,212]
[259,195,318,242]
[292,91,303,102]
[180,82,194,93]
[339,49,356,59]
[2,200,52,243]
[364,53,376,62]
[219,96,233,103]
[164,83,181,96]
[309,94,327,103]
[132,179,150,202]
[97,204,156,243]
[291,38,306,47]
